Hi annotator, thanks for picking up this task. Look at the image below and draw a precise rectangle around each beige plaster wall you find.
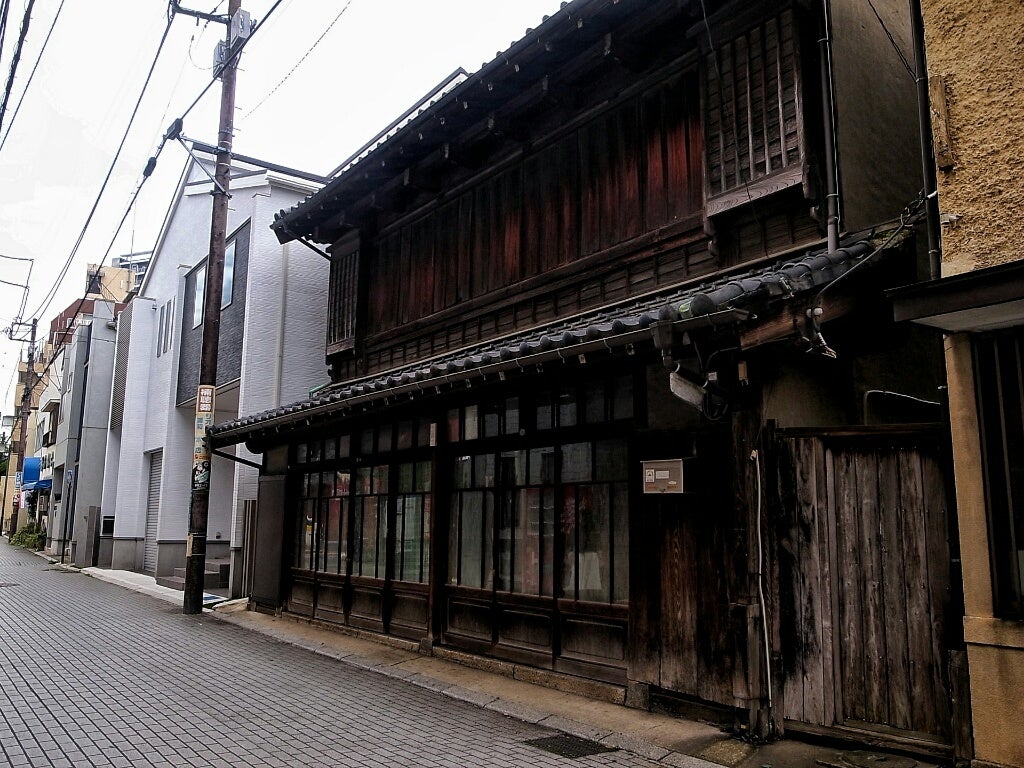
[965,638,1024,768]
[922,0,1024,276]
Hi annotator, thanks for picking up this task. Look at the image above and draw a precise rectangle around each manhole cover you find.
[525,735,617,759]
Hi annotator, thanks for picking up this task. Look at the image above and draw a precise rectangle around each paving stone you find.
[0,542,665,768]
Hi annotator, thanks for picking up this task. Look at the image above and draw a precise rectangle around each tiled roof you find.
[209,237,880,446]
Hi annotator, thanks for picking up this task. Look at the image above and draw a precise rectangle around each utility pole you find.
[7,318,36,536]
[178,0,245,614]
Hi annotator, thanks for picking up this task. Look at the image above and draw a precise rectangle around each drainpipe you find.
[909,0,942,279]
[820,0,841,254]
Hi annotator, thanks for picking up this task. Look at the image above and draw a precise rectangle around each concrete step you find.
[155,574,185,590]
[167,565,226,590]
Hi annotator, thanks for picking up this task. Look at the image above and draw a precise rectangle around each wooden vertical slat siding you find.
[434,201,454,311]
[813,438,837,728]
[898,447,935,735]
[921,449,953,738]
[410,217,435,320]
[661,510,700,695]
[856,452,887,725]
[834,449,863,722]
[802,438,827,725]
[778,438,802,722]
[642,87,668,228]
[879,449,913,731]
[643,73,702,230]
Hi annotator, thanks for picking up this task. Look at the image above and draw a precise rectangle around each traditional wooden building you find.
[211,0,964,758]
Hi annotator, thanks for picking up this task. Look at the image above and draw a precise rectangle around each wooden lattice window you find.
[327,233,360,354]
[704,8,806,216]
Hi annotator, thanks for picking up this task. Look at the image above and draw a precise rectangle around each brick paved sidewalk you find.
[3,541,942,768]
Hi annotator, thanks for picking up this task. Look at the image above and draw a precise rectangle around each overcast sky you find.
[0,0,562,423]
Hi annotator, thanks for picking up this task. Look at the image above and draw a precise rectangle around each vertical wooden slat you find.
[898,447,935,735]
[835,449,864,721]
[772,14,787,170]
[857,451,887,725]
[804,437,829,725]
[879,449,912,730]
[780,437,805,721]
[920,449,953,738]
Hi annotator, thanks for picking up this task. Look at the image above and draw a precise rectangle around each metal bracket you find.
[211,448,262,470]
[175,136,230,197]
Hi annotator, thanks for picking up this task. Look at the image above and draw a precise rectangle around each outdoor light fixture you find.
[669,371,707,411]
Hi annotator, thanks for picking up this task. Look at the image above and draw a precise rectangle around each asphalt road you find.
[0,542,665,768]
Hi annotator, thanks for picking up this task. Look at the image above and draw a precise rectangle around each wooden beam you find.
[739,295,856,350]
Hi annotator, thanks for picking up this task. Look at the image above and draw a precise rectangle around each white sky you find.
[0,0,563,422]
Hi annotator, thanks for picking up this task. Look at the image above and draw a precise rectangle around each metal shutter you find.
[144,450,162,573]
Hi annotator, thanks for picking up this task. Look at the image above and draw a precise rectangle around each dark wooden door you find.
[776,429,953,744]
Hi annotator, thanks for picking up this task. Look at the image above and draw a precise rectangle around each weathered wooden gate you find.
[775,427,955,748]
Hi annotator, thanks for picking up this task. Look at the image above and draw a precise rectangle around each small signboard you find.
[192,385,216,491]
[642,459,686,494]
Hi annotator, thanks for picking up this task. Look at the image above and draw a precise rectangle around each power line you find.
[25,15,175,322]
[21,0,290,372]
[866,0,915,79]
[0,0,13,58]
[0,0,67,154]
[0,0,35,137]
[243,0,353,119]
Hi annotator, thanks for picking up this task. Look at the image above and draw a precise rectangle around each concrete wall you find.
[923,0,1024,277]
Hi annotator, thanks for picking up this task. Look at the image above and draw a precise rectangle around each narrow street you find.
[0,542,664,768]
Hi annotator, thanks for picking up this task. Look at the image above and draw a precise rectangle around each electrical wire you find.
[866,0,915,79]
[0,0,35,137]
[14,0,290,406]
[27,173,156,392]
[243,0,353,119]
[25,14,174,322]
[0,0,12,64]
[752,449,775,734]
[0,0,66,154]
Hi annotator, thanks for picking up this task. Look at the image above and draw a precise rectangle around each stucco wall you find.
[924,5,1024,766]
[923,0,1024,276]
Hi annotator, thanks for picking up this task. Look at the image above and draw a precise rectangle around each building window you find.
[447,378,633,604]
[449,439,627,604]
[192,265,206,328]
[163,298,174,353]
[221,239,236,308]
[394,461,431,584]
[353,464,389,579]
[157,304,165,357]
[703,9,806,216]
[327,234,359,354]
[975,329,1024,619]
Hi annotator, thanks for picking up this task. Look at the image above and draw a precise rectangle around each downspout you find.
[909,0,942,279]
[820,0,841,254]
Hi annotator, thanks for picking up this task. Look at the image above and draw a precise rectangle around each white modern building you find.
[100,152,329,594]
